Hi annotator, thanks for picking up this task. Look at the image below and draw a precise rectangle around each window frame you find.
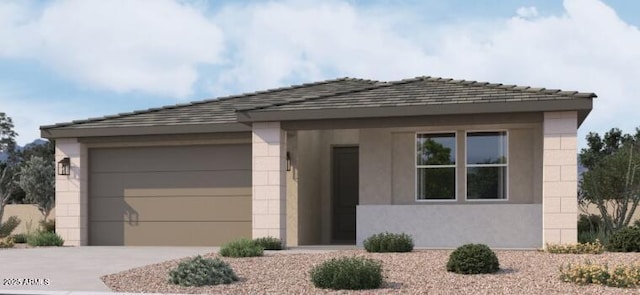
[414,131,458,202]
[464,130,509,201]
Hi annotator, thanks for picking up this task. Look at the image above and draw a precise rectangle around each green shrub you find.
[219,238,264,257]
[254,236,283,250]
[446,244,500,274]
[27,231,64,247]
[559,261,640,288]
[606,226,640,252]
[40,219,55,233]
[363,232,414,253]
[0,216,21,238]
[0,237,14,248]
[578,214,602,233]
[169,255,238,287]
[11,233,28,244]
[310,256,383,290]
[546,240,604,254]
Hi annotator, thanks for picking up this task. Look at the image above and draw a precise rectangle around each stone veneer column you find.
[543,111,578,245]
[55,138,88,246]
[252,122,287,243]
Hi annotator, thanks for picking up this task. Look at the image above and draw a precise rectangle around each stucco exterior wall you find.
[357,204,542,248]
[359,115,543,205]
[289,129,358,245]
[1,205,55,235]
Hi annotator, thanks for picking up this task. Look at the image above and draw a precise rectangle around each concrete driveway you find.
[0,246,215,292]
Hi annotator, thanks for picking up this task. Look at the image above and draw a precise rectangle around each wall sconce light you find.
[286,152,291,171]
[57,157,71,176]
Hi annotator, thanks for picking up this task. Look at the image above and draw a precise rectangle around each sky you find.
[0,0,638,148]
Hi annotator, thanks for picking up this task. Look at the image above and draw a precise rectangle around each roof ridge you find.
[41,77,380,129]
[418,76,597,99]
[237,75,596,113]
[235,77,429,112]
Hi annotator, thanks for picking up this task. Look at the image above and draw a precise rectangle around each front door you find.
[331,146,359,244]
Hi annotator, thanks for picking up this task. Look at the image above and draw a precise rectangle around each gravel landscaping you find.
[103,250,640,294]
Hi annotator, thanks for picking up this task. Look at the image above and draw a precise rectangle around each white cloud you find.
[1,0,639,146]
[208,0,640,143]
[0,0,224,98]
[516,6,538,18]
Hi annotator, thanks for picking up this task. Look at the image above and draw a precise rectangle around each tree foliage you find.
[579,128,640,234]
[18,157,55,221]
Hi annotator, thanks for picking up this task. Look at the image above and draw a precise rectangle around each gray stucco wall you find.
[357,204,543,248]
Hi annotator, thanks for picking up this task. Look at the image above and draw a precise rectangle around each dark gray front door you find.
[331,146,359,244]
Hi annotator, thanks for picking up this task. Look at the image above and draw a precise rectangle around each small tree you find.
[18,157,55,221]
[0,112,19,226]
[579,128,640,234]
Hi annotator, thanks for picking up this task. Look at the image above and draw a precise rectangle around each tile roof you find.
[41,75,595,135]
[41,77,380,130]
[240,76,596,113]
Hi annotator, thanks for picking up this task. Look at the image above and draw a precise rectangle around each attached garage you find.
[88,143,251,246]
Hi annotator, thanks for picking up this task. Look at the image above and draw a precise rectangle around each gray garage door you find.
[89,144,251,246]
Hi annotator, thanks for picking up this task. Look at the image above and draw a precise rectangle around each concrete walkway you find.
[0,246,214,292]
[0,245,353,294]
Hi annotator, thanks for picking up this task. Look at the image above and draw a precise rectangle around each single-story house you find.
[41,76,595,248]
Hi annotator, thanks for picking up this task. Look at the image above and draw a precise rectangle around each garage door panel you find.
[90,144,251,173]
[89,144,252,246]
[90,221,251,246]
[90,195,251,222]
[90,170,250,197]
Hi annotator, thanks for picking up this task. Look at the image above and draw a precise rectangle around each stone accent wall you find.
[542,111,578,244]
[55,138,88,246]
[252,122,287,243]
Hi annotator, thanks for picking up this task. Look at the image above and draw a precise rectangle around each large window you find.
[416,133,456,200]
[466,131,508,200]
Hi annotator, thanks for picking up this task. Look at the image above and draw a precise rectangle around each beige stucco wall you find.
[359,115,543,205]
[1,205,56,235]
[289,129,358,245]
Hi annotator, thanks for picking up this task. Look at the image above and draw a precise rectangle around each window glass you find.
[417,133,456,200]
[467,167,507,199]
[466,132,507,164]
[466,131,508,200]
[417,133,456,165]
[417,168,456,200]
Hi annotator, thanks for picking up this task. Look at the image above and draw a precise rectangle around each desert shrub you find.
[219,238,263,257]
[310,256,383,290]
[40,219,55,233]
[254,236,283,250]
[579,227,608,244]
[0,216,21,238]
[546,240,604,254]
[11,233,28,244]
[446,244,500,274]
[606,226,640,252]
[169,255,238,287]
[578,214,602,233]
[27,231,64,247]
[363,232,414,253]
[0,237,14,248]
[559,261,640,288]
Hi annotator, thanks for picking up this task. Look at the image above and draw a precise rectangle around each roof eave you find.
[40,123,251,139]
[237,99,593,125]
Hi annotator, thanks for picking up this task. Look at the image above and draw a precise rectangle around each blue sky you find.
[0,0,639,148]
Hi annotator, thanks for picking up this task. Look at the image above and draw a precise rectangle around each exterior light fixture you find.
[57,157,71,176]
[286,152,292,171]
